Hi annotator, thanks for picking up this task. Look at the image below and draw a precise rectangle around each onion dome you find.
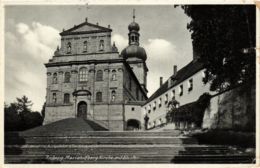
[128,21,140,31]
[121,9,147,61]
[121,45,147,61]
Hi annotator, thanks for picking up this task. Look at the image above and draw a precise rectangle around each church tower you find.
[121,10,149,93]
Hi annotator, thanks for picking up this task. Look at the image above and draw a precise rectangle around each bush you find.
[192,129,255,148]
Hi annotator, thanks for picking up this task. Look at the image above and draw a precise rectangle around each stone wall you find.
[202,84,255,131]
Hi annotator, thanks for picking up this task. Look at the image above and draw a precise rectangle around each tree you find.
[16,95,33,113]
[181,5,256,91]
[4,96,43,131]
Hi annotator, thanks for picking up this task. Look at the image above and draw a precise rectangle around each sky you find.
[4,5,193,111]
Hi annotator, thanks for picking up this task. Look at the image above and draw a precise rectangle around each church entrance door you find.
[77,101,87,118]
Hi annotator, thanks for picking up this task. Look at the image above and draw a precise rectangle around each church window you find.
[132,107,135,111]
[53,73,58,84]
[64,93,70,104]
[165,94,168,104]
[79,67,88,82]
[188,79,193,92]
[111,90,116,102]
[99,40,104,51]
[67,42,71,53]
[64,72,71,83]
[83,41,87,52]
[96,70,103,81]
[96,92,102,102]
[179,85,183,96]
[111,70,116,81]
[52,93,57,103]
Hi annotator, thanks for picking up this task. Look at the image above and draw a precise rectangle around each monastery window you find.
[67,42,71,53]
[96,92,102,102]
[96,70,103,81]
[52,93,57,103]
[179,85,183,96]
[165,94,168,104]
[64,72,71,83]
[188,79,193,92]
[172,90,175,100]
[159,98,162,107]
[148,104,151,113]
[111,90,116,102]
[99,40,104,51]
[53,73,58,84]
[202,70,207,84]
[132,107,135,111]
[64,93,70,104]
[79,67,88,82]
[83,41,87,52]
[153,101,156,111]
[111,70,117,81]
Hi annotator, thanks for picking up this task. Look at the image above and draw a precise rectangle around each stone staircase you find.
[5,130,255,163]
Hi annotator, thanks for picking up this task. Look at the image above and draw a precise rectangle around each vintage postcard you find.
[1,0,259,167]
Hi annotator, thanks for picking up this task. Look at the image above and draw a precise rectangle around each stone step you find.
[5,136,197,145]
[14,131,181,137]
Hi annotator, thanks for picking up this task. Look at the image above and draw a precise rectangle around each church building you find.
[44,15,148,131]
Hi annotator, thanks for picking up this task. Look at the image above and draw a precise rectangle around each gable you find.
[60,22,112,36]
[71,24,104,32]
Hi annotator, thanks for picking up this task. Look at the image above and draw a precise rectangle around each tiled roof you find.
[145,60,204,104]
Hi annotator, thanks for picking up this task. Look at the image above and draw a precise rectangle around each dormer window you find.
[99,40,104,51]
[83,41,87,52]
[67,42,71,53]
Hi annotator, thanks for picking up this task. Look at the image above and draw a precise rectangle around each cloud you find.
[5,22,60,111]
[111,33,128,52]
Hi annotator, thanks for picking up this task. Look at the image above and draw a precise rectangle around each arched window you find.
[111,90,116,102]
[52,93,57,103]
[67,42,71,53]
[64,93,70,104]
[99,40,104,51]
[79,67,88,82]
[111,70,116,81]
[53,73,58,84]
[64,72,70,83]
[96,70,103,81]
[83,41,87,52]
[96,92,102,102]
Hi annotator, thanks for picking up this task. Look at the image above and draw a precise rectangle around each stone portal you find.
[77,101,87,118]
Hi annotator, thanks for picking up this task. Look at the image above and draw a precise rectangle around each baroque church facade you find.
[44,16,148,131]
